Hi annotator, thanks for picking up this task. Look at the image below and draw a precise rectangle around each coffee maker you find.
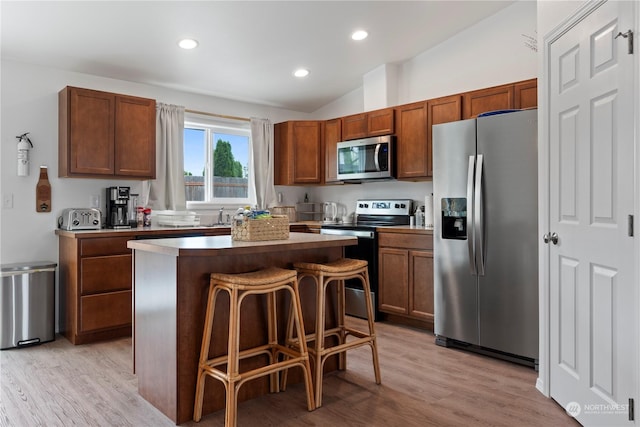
[106,186,131,229]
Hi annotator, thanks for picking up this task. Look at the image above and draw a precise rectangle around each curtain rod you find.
[185,108,251,122]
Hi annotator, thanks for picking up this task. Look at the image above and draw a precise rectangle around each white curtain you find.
[250,117,277,210]
[144,103,186,211]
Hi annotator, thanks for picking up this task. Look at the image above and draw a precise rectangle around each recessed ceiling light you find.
[178,38,199,49]
[294,68,310,78]
[351,30,368,41]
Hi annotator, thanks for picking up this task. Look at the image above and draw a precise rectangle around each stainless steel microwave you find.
[336,135,394,181]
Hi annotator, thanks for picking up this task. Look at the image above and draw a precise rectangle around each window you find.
[184,116,254,207]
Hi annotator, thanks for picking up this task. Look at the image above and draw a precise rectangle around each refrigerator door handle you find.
[467,155,477,275]
[475,154,485,276]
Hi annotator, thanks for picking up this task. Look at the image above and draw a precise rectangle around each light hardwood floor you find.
[1,318,577,426]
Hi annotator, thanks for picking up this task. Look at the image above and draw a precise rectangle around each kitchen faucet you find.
[217,207,224,225]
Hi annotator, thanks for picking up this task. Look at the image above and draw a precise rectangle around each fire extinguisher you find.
[16,132,33,177]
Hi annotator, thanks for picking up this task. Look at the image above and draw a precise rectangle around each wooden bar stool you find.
[282,258,381,408]
[193,267,315,426]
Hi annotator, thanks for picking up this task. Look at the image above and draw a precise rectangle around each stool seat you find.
[210,267,296,286]
[283,258,381,408]
[193,267,315,426]
[293,258,367,273]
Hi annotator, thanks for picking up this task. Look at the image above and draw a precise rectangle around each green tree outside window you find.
[214,139,244,177]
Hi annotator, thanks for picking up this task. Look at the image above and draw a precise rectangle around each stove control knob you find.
[358,203,364,208]
[364,203,369,208]
[401,203,406,208]
[394,203,400,208]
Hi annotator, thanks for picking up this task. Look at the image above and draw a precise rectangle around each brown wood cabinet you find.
[324,118,342,183]
[57,227,232,344]
[59,235,133,344]
[342,113,367,140]
[395,95,462,181]
[274,78,536,187]
[514,78,538,109]
[59,86,156,179]
[378,231,433,330]
[274,121,324,185]
[341,107,394,140]
[395,101,428,180]
[463,84,514,119]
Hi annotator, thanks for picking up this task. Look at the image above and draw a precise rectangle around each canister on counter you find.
[136,207,144,227]
[143,208,152,227]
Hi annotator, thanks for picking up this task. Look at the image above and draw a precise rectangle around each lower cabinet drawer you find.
[81,254,132,294]
[378,232,433,250]
[80,290,132,333]
[81,237,132,257]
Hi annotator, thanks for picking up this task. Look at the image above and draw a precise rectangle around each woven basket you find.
[231,215,290,241]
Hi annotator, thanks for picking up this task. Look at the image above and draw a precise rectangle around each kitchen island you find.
[127,232,356,424]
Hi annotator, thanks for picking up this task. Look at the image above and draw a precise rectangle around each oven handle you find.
[320,228,375,239]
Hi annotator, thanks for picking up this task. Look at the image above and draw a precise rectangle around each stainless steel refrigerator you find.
[432,109,538,364]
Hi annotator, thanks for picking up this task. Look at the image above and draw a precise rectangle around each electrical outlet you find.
[2,193,13,209]
[90,194,100,208]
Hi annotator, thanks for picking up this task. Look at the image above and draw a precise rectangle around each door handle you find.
[543,232,559,245]
[467,156,476,275]
[474,154,485,275]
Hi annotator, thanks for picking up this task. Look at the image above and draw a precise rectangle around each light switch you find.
[2,193,13,209]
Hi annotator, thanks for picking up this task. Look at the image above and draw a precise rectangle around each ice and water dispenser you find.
[441,198,467,239]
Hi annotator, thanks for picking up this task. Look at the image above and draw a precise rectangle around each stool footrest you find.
[285,327,343,349]
[203,343,274,369]
[202,352,309,383]
[318,336,374,360]
[343,327,375,340]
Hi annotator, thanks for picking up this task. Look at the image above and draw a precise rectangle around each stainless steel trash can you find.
[1,261,56,349]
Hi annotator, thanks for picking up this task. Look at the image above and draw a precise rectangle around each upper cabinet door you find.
[463,84,514,119]
[367,108,395,136]
[274,121,324,185]
[396,101,428,180]
[62,87,115,176]
[293,121,323,184]
[342,113,368,140]
[114,95,156,178]
[324,119,342,183]
[514,78,538,109]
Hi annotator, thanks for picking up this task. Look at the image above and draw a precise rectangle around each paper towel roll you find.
[424,194,434,228]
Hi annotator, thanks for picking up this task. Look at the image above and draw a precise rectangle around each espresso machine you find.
[106,186,131,229]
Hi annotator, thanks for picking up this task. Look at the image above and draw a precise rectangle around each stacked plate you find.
[152,210,200,227]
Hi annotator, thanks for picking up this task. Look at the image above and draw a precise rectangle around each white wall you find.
[0,60,312,265]
[309,0,537,214]
[397,0,538,104]
[313,86,364,120]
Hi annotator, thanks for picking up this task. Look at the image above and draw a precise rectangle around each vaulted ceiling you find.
[1,1,514,112]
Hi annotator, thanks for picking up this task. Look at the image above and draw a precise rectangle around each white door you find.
[548,1,636,425]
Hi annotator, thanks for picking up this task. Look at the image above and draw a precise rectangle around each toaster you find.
[58,208,102,230]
